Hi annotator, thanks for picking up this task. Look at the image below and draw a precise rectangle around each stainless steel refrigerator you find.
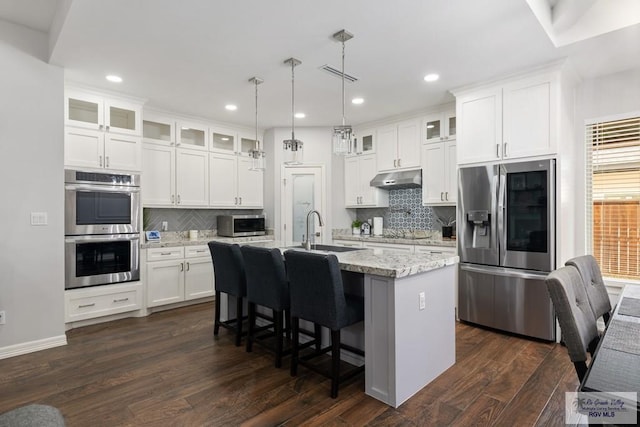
[457,159,556,341]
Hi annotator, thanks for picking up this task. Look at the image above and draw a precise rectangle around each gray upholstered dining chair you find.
[565,255,612,325]
[284,250,365,398]
[208,241,247,347]
[240,245,291,368]
[545,265,600,381]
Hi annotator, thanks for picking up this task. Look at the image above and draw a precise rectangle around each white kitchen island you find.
[252,242,459,408]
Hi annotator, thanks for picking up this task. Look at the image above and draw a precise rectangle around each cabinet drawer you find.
[332,239,363,248]
[363,242,414,253]
[147,246,184,261]
[185,245,210,258]
[414,245,456,255]
[66,284,142,322]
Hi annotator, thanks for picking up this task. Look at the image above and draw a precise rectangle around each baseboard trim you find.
[0,335,67,360]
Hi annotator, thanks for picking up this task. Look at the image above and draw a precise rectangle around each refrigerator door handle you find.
[460,263,549,280]
[497,168,506,265]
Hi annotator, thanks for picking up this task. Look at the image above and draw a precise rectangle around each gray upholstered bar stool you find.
[208,241,247,347]
[545,265,600,381]
[284,250,365,398]
[565,255,612,325]
[240,245,291,368]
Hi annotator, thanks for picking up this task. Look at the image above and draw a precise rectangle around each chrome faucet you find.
[304,210,324,250]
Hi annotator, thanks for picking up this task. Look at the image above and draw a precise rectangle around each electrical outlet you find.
[419,292,426,310]
[0,310,5,325]
[161,221,168,231]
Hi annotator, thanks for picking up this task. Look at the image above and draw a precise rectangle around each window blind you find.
[586,116,640,280]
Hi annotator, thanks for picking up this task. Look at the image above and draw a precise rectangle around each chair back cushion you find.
[284,250,350,330]
[565,255,612,321]
[545,265,599,362]
[208,241,246,297]
[240,246,289,311]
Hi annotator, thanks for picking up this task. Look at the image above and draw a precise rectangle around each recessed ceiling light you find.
[423,73,439,82]
[351,97,364,105]
[225,104,237,111]
[106,75,122,83]
[294,112,306,119]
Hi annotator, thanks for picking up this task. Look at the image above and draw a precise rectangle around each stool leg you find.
[246,302,255,352]
[290,316,299,376]
[214,291,221,336]
[314,323,322,352]
[285,309,291,341]
[274,309,283,368]
[235,296,243,347]
[331,329,341,398]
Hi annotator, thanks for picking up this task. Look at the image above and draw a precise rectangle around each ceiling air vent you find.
[319,64,359,83]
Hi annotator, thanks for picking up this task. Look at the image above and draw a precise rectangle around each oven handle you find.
[65,183,140,193]
[65,234,140,243]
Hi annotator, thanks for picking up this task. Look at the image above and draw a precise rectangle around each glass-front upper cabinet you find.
[142,112,175,146]
[210,127,238,154]
[176,120,208,151]
[424,111,456,144]
[238,130,262,157]
[65,90,142,136]
[351,128,376,155]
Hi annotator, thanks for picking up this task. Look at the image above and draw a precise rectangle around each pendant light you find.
[282,57,304,165]
[332,29,354,156]
[248,77,265,171]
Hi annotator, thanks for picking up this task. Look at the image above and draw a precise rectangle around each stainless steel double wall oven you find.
[64,170,141,289]
[458,159,556,341]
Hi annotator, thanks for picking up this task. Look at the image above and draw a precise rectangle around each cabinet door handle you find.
[496,144,500,158]
[180,262,184,271]
[177,194,181,204]
[196,249,207,253]
[393,159,397,168]
[99,155,103,167]
[398,158,401,167]
[99,124,104,131]
[440,192,444,201]
[171,194,175,204]
[186,262,190,271]
[234,197,238,205]
[239,197,242,205]
[113,298,129,303]
[160,252,172,256]
[105,125,110,132]
[106,156,110,168]
[503,142,508,157]
[78,303,96,308]
[445,192,449,201]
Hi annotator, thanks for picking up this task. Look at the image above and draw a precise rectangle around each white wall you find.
[0,19,66,356]
[263,127,352,240]
[571,67,640,255]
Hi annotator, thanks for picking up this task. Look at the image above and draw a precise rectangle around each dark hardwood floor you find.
[0,302,582,426]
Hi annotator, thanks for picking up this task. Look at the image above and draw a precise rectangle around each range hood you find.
[370,169,422,190]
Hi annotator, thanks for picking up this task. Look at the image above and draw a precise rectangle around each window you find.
[586,115,640,281]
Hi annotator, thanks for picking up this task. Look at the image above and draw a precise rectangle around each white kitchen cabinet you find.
[143,112,175,146]
[414,245,456,255]
[146,246,214,308]
[349,128,376,156]
[64,90,143,171]
[332,239,364,248]
[455,70,557,165]
[176,149,209,206]
[421,141,457,205]
[176,120,208,151]
[209,152,263,208]
[423,111,456,144]
[65,282,143,323]
[345,154,389,208]
[210,127,238,154]
[363,242,415,254]
[377,119,421,171]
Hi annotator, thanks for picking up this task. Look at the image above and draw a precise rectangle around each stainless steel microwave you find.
[217,215,266,237]
[64,169,141,235]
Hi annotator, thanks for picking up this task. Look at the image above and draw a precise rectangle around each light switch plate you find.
[30,212,48,226]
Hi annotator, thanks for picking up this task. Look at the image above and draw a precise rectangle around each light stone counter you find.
[332,232,456,248]
[140,232,274,249]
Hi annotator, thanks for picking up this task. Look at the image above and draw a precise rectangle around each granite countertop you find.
[252,241,459,279]
[332,233,457,248]
[141,233,274,249]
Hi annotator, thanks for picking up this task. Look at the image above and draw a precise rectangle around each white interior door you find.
[281,166,325,247]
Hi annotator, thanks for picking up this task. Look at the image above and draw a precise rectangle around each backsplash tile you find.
[355,188,456,231]
[144,208,262,231]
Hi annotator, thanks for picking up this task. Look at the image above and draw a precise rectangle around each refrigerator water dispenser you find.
[467,210,490,248]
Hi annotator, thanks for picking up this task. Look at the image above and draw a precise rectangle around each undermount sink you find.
[300,244,363,253]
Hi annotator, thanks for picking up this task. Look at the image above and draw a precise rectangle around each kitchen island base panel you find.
[365,264,456,408]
